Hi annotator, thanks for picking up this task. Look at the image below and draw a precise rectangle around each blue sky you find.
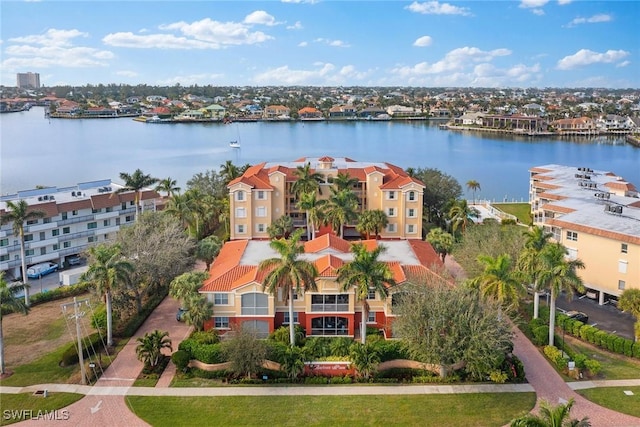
[1,0,638,88]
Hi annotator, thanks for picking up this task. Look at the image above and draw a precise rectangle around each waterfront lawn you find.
[0,393,83,426]
[127,394,536,427]
[577,387,640,418]
[492,203,531,224]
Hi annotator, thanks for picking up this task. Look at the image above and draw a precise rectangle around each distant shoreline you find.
[441,123,636,139]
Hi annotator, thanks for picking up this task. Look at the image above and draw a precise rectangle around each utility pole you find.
[62,297,89,385]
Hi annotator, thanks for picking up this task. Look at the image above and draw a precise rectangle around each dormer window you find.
[235,190,245,201]
[408,191,416,201]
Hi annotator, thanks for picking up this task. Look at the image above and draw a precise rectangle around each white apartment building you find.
[1,179,160,280]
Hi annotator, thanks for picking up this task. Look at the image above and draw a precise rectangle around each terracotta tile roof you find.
[539,193,567,201]
[340,168,367,181]
[304,233,351,254]
[319,156,335,162]
[547,218,640,245]
[314,254,345,277]
[629,200,640,208]
[201,265,256,292]
[389,261,406,284]
[30,201,58,217]
[535,182,562,190]
[360,239,379,252]
[140,189,161,200]
[542,204,576,214]
[207,240,249,278]
[408,239,443,269]
[57,199,93,211]
[91,194,116,209]
[116,192,136,203]
[606,181,638,192]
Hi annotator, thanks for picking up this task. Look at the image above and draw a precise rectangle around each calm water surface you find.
[2,107,638,201]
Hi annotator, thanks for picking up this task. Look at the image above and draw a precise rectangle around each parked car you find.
[565,310,589,324]
[26,262,59,279]
[176,307,188,322]
[67,254,83,266]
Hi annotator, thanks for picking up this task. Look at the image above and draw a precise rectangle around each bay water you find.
[2,107,638,201]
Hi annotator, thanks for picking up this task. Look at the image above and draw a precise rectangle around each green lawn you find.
[563,338,640,380]
[491,203,531,224]
[0,393,83,426]
[577,387,640,418]
[126,394,536,427]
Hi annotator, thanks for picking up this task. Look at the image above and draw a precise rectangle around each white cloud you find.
[557,49,630,70]
[413,36,433,47]
[243,11,279,26]
[287,21,303,30]
[313,38,350,48]
[103,32,215,49]
[616,61,630,68]
[558,0,572,4]
[252,63,336,85]
[298,41,308,47]
[406,1,471,16]
[532,9,545,16]
[567,14,612,27]
[159,18,273,46]
[519,0,549,8]
[281,0,318,3]
[2,29,113,71]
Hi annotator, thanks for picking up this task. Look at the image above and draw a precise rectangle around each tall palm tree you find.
[448,199,478,236]
[219,160,241,185]
[466,180,481,204]
[290,163,323,199]
[538,243,585,346]
[426,227,454,263]
[510,398,590,427]
[164,192,197,234]
[184,294,214,331]
[297,191,326,240]
[469,254,524,318]
[337,243,396,344]
[324,188,358,238]
[135,330,172,368]
[169,271,208,308]
[332,171,358,192]
[517,226,553,319]
[1,200,45,306]
[356,209,388,240]
[118,169,159,221]
[258,229,318,347]
[155,177,180,197]
[81,244,134,346]
[0,272,29,375]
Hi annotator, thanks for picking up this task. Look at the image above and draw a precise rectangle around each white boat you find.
[229,140,241,148]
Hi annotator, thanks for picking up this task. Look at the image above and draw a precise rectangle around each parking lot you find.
[554,292,636,340]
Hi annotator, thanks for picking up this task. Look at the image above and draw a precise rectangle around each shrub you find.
[192,343,224,364]
[572,353,587,370]
[172,350,191,372]
[623,339,634,357]
[115,291,167,338]
[633,344,640,359]
[584,359,601,376]
[489,370,508,384]
[579,325,596,343]
[191,330,220,345]
[606,334,617,352]
[60,333,103,366]
[543,345,566,369]
[614,337,626,354]
[532,325,549,346]
[594,331,608,348]
[304,376,329,385]
[571,320,584,336]
[373,340,409,362]
[29,282,93,307]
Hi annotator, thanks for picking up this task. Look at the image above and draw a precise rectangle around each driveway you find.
[555,293,635,340]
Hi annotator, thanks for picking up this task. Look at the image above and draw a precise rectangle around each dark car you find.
[176,307,188,322]
[566,310,589,324]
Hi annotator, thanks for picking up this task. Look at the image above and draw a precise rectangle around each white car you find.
[26,262,59,279]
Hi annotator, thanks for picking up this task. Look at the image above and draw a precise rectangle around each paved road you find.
[555,293,635,340]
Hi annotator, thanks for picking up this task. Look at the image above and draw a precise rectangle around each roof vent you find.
[72,191,76,196]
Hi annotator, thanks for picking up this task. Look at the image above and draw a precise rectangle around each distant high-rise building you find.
[16,72,40,89]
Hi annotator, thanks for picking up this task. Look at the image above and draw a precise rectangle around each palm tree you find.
[267,215,294,239]
[219,160,241,185]
[349,342,380,380]
[297,191,326,240]
[619,289,640,342]
[280,346,306,381]
[196,235,222,270]
[466,180,481,205]
[337,243,396,344]
[425,227,454,263]
[169,271,208,308]
[517,226,553,319]
[510,398,590,427]
[290,163,323,199]
[448,199,478,236]
[155,177,180,197]
[538,243,585,346]
[135,330,172,368]
[1,200,45,306]
[469,254,524,318]
[164,192,197,233]
[118,169,159,221]
[324,188,358,238]
[332,171,358,191]
[258,229,318,347]
[82,244,134,346]
[0,272,29,375]
[356,209,388,240]
[184,294,213,331]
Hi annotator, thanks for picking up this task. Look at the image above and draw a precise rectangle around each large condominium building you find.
[529,164,640,304]
[0,180,161,281]
[200,233,443,339]
[227,156,425,240]
[16,72,40,89]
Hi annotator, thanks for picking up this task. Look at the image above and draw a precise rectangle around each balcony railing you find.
[310,303,349,312]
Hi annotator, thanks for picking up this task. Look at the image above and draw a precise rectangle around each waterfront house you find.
[529,165,639,305]
[327,105,357,120]
[298,106,324,120]
[227,156,425,241]
[550,117,598,135]
[0,181,161,281]
[203,104,226,120]
[199,233,444,339]
[263,105,291,120]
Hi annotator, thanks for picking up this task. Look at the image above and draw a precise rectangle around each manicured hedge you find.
[60,332,103,366]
